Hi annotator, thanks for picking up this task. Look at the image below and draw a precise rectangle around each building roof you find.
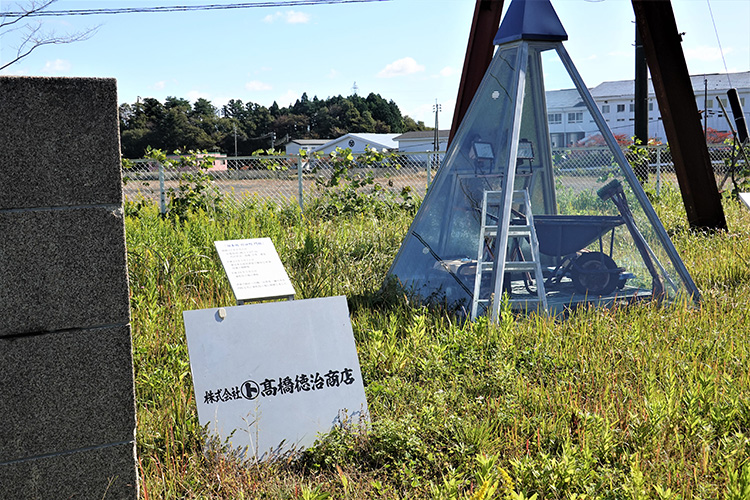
[314,133,399,152]
[545,88,584,109]
[590,80,637,100]
[289,139,329,146]
[352,133,399,148]
[688,72,750,93]
[590,71,750,100]
[393,130,450,141]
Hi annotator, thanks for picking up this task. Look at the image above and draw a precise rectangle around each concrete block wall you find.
[0,77,138,499]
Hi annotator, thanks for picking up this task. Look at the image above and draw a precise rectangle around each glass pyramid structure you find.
[387,0,699,320]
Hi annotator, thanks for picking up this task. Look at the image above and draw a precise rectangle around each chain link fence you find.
[122,145,742,212]
[122,151,443,212]
[550,143,740,198]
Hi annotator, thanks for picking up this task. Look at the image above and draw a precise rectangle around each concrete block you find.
[0,325,136,463]
[0,76,123,210]
[0,75,137,499]
[0,442,138,500]
[0,206,130,337]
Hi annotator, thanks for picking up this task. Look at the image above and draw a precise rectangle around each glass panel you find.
[387,39,697,317]
[387,45,521,312]
[537,43,694,304]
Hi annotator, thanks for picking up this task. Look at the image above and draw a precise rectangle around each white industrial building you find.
[546,71,749,146]
[285,139,329,155]
[393,130,450,152]
[312,133,398,154]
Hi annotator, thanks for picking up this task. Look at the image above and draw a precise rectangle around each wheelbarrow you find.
[521,214,628,295]
[477,208,628,296]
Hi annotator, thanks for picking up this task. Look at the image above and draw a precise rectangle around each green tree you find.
[273,113,309,140]
[119,98,165,158]
[403,115,429,132]
[292,92,315,117]
[119,91,412,156]
[365,93,403,133]
[190,98,223,150]
[269,101,281,118]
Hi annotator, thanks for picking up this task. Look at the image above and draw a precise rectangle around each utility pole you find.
[703,78,708,141]
[233,124,238,157]
[433,100,441,151]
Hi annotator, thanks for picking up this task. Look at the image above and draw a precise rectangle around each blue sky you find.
[1,0,748,126]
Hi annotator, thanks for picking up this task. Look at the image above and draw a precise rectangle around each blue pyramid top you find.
[493,0,568,45]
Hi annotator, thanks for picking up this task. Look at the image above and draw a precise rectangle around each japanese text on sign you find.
[203,367,356,405]
[214,238,295,302]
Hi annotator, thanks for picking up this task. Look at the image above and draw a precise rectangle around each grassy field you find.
[125,187,750,499]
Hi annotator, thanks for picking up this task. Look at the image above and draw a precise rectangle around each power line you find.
[705,0,732,87]
[2,0,388,17]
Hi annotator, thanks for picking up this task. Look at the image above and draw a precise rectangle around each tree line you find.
[118,92,430,158]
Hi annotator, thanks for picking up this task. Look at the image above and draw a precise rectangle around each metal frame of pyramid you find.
[387,0,699,320]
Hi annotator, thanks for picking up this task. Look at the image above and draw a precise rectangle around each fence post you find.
[158,160,166,215]
[427,152,432,189]
[656,145,662,196]
[297,154,304,211]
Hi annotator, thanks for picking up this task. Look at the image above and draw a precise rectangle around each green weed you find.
[126,193,750,498]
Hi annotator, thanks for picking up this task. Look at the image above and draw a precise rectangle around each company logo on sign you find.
[203,367,357,405]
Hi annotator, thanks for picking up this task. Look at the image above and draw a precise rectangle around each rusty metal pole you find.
[448,0,505,147]
[633,26,649,182]
[632,0,726,230]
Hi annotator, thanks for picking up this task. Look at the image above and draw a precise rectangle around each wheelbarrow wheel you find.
[572,252,619,295]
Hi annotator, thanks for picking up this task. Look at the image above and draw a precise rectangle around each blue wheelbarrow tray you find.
[532,214,625,259]
[529,214,628,295]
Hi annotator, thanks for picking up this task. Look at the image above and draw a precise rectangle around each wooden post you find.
[448,0,505,147]
[633,26,649,182]
[632,0,726,230]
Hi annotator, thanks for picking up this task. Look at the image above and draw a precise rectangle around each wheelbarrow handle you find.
[596,178,666,298]
[597,179,624,201]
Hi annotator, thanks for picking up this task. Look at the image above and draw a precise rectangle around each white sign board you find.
[183,296,368,461]
[214,238,295,303]
[740,193,750,211]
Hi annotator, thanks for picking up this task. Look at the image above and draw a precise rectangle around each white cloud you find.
[42,59,71,73]
[277,90,300,106]
[153,81,166,90]
[186,90,210,102]
[328,69,339,79]
[211,95,231,108]
[246,80,272,91]
[684,45,733,62]
[264,10,310,24]
[285,10,310,23]
[377,57,425,78]
[409,102,434,122]
[439,66,456,77]
[0,67,28,76]
[405,97,456,127]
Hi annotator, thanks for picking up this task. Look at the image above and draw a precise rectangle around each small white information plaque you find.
[214,238,295,303]
[740,193,750,211]
[183,296,368,461]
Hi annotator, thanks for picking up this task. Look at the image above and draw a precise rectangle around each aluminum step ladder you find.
[471,189,548,320]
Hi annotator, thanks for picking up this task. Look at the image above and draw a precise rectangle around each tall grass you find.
[126,193,750,499]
